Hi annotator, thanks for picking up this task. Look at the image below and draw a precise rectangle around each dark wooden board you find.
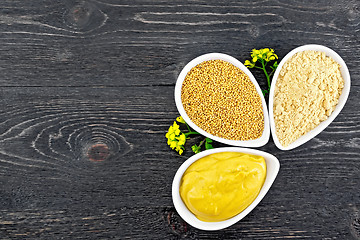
[0,0,359,239]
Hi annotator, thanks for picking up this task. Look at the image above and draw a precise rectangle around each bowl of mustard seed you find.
[175,53,270,147]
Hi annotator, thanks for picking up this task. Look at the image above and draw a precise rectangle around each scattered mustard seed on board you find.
[273,50,344,147]
[181,59,264,141]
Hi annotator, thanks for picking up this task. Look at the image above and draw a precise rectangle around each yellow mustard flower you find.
[170,133,176,141]
[177,133,186,146]
[251,49,260,55]
[244,48,279,96]
[244,60,255,68]
[165,126,173,136]
[265,49,278,62]
[176,146,184,155]
[170,141,177,149]
[165,119,187,155]
[176,116,186,124]
[172,122,181,135]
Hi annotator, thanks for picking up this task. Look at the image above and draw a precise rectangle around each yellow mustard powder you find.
[274,50,344,147]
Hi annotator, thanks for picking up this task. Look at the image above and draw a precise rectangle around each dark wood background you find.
[0,0,359,239]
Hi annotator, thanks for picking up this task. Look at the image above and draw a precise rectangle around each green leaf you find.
[262,89,269,96]
[191,144,201,154]
[271,61,278,70]
[204,138,214,150]
[205,142,214,150]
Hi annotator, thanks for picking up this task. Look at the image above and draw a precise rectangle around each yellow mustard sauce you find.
[179,152,266,222]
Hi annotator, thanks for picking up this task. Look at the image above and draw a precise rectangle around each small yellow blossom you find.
[173,122,179,130]
[244,60,255,68]
[174,129,179,135]
[177,147,183,155]
[169,133,176,141]
[176,116,186,124]
[177,133,186,146]
[252,49,260,55]
[265,49,278,62]
[165,126,173,138]
[250,48,278,63]
[165,119,187,155]
[172,122,180,135]
[244,48,279,96]
[170,141,177,149]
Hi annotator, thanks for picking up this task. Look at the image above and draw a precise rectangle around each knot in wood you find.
[64,1,107,32]
[87,143,109,162]
[164,208,191,237]
[71,125,133,163]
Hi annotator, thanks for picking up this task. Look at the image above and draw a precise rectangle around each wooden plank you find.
[0,0,359,239]
[0,86,358,239]
[0,0,358,87]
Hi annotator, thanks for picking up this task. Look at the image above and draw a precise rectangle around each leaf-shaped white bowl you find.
[269,44,351,150]
[172,147,280,231]
[175,53,270,147]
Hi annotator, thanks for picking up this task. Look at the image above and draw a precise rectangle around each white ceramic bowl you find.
[269,44,351,150]
[172,147,280,231]
[175,53,270,147]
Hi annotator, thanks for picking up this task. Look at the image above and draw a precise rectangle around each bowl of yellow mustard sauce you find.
[172,147,280,231]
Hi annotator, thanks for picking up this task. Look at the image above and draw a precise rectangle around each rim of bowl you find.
[172,147,280,231]
[174,53,270,147]
[269,44,351,150]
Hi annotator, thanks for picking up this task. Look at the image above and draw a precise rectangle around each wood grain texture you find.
[0,0,359,239]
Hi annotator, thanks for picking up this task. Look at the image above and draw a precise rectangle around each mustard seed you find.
[181,59,264,141]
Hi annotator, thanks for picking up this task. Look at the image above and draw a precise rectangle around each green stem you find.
[261,60,271,89]
[198,138,206,147]
[269,68,276,77]
[184,131,200,137]
[184,122,192,132]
